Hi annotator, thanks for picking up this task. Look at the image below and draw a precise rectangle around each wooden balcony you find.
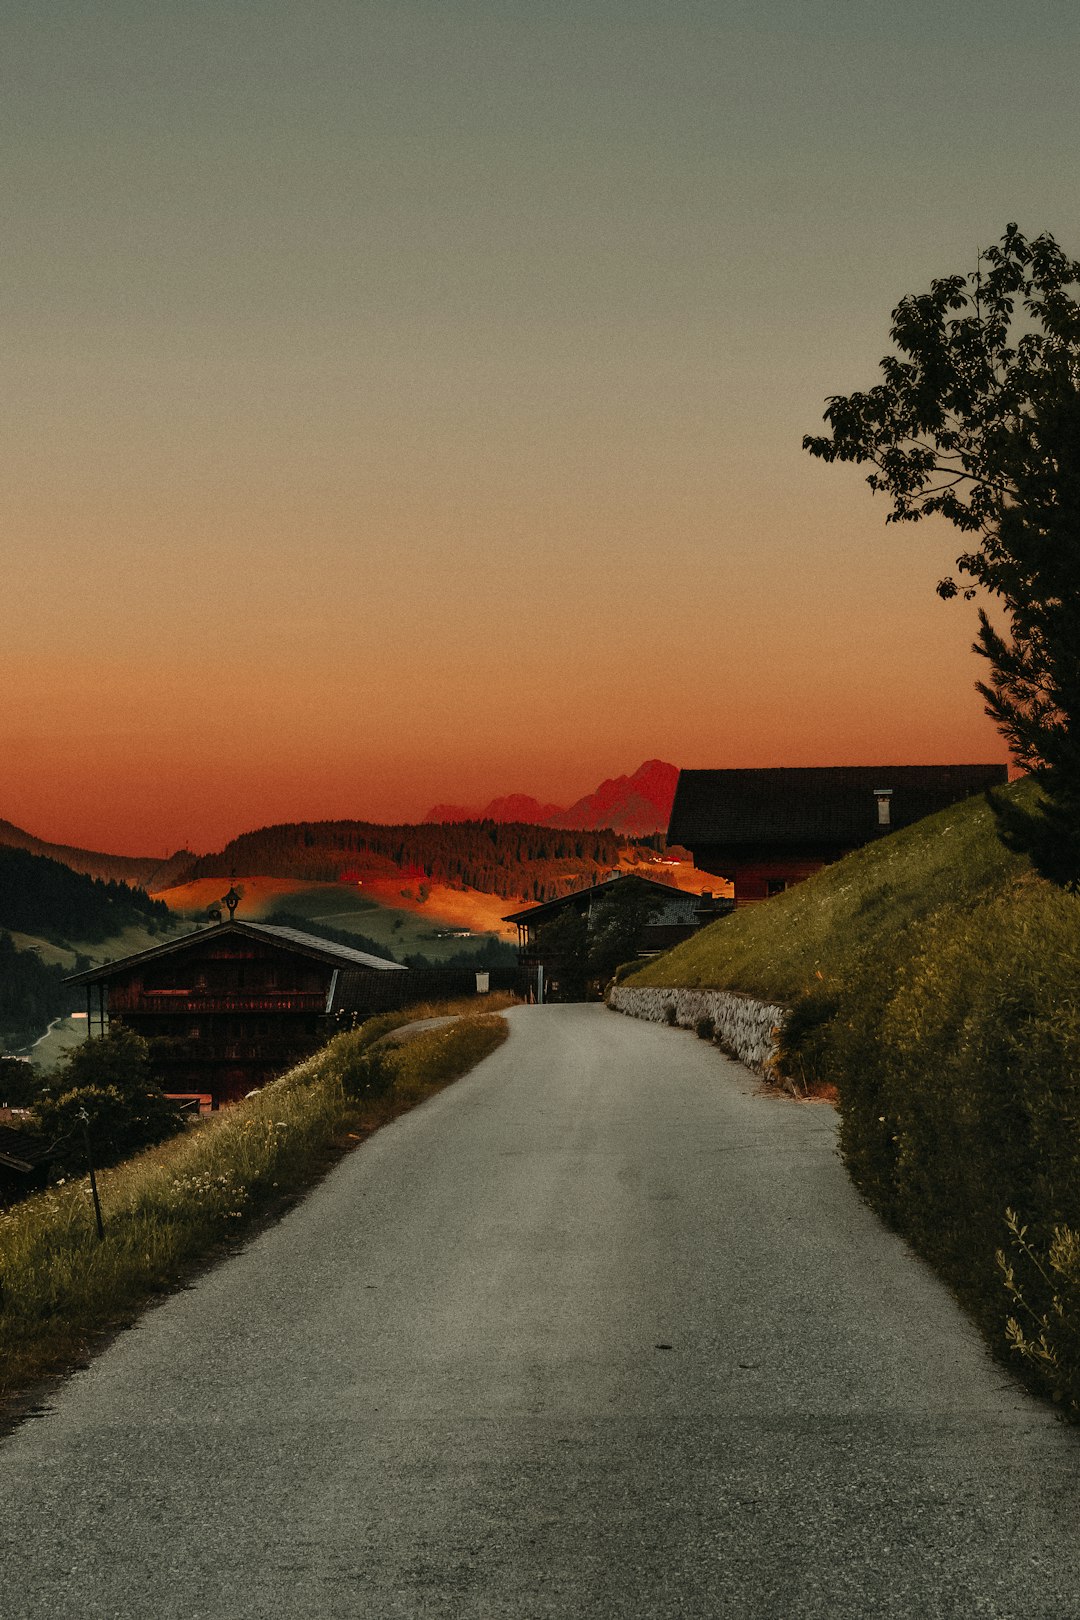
[108,990,327,1015]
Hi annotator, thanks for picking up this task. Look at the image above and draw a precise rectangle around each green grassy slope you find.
[626,782,1035,1000]
[627,779,1080,1417]
[254,887,493,962]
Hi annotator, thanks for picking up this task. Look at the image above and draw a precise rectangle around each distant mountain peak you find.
[423,761,679,836]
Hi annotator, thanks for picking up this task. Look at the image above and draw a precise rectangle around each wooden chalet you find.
[65,920,405,1108]
[667,764,1009,906]
[503,874,729,985]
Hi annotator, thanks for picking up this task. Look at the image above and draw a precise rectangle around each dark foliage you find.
[0,845,169,944]
[788,884,1080,1410]
[533,909,589,1002]
[35,1028,183,1175]
[777,989,841,1093]
[401,935,518,973]
[187,819,641,903]
[586,883,664,982]
[338,1045,396,1102]
[0,1056,42,1107]
[805,223,1080,886]
[990,779,1080,893]
[0,932,79,1040]
[534,879,667,1000]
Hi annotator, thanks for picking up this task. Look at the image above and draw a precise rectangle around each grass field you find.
[8,918,193,974]
[155,854,725,963]
[25,1015,90,1071]
[154,875,516,960]
[625,787,1033,1001]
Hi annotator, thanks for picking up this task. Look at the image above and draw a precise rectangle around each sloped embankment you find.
[0,1001,510,1412]
[625,780,1080,1415]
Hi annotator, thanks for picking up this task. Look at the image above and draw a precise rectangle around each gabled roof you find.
[63,919,405,986]
[0,1125,53,1174]
[667,764,1009,851]
[503,874,701,927]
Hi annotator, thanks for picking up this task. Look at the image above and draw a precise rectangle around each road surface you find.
[3,1004,1080,1618]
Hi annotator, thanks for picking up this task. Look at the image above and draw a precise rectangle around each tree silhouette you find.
[805,224,1080,887]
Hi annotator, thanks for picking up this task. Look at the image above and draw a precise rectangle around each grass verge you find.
[0,996,511,1410]
[626,780,1080,1416]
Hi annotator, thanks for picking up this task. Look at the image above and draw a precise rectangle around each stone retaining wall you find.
[608,984,788,1080]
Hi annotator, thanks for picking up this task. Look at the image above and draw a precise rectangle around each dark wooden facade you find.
[668,764,1010,906]
[65,921,405,1107]
[503,874,730,989]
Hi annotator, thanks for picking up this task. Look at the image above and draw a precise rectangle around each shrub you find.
[777,989,839,1093]
[663,1002,677,1026]
[997,1211,1080,1416]
[35,1028,183,1175]
[611,957,649,986]
[0,1057,41,1108]
[695,1015,715,1041]
[51,1026,156,1094]
[339,1044,396,1102]
[35,1084,183,1177]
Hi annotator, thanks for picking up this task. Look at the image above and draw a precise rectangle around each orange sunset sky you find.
[7,1,1077,856]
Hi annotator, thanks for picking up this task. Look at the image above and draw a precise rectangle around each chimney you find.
[873,788,893,827]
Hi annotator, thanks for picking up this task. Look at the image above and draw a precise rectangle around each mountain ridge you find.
[0,819,194,892]
[424,759,679,837]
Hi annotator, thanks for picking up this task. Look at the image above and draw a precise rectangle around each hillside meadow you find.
[627,780,1080,1415]
[0,998,513,1408]
[154,875,516,959]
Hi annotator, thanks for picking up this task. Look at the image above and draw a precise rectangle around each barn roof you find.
[64,919,405,986]
[503,873,703,927]
[667,764,1009,850]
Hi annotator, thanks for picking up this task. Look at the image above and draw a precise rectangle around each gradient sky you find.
[5,0,1079,854]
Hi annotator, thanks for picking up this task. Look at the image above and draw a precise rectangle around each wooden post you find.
[78,1109,106,1242]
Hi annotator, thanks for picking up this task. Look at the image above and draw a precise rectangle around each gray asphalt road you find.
[4,1005,1080,1619]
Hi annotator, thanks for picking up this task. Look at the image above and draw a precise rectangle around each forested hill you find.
[0,819,193,890]
[185,821,656,902]
[0,846,172,945]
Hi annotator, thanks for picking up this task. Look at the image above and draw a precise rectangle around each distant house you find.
[503,874,729,987]
[667,764,1009,907]
[65,920,405,1108]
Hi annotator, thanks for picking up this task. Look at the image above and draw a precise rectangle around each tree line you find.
[0,847,170,945]
[0,933,82,1043]
[186,820,644,902]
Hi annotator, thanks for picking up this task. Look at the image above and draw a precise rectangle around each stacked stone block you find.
[608,985,788,1081]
